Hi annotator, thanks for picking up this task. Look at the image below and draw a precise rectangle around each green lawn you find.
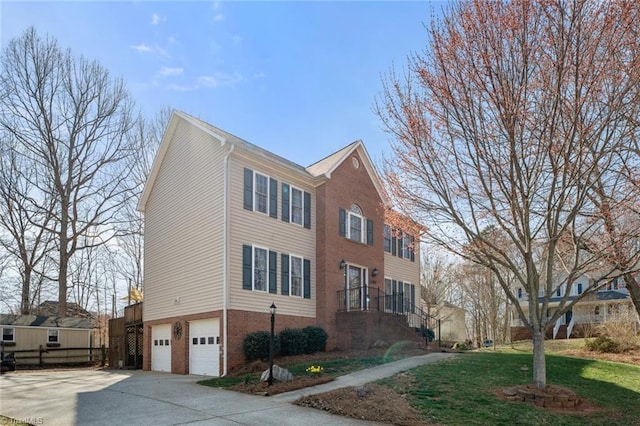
[381,351,640,425]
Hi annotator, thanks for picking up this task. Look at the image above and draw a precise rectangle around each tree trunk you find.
[532,328,547,389]
[623,273,640,319]
[21,266,31,315]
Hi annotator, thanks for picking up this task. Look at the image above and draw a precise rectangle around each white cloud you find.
[214,14,225,22]
[130,43,169,57]
[130,43,152,53]
[151,13,160,25]
[213,1,221,10]
[157,67,184,78]
[197,72,243,88]
[164,71,244,92]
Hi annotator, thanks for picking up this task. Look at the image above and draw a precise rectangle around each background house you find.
[139,111,428,376]
[511,276,639,340]
[0,314,95,365]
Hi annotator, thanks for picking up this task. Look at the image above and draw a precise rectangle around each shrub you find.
[279,328,307,356]
[303,326,328,354]
[451,342,469,351]
[585,336,622,353]
[242,331,280,361]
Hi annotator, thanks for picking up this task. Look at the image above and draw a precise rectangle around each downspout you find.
[222,144,234,376]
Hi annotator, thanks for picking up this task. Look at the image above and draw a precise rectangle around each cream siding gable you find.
[228,156,316,318]
[143,119,227,321]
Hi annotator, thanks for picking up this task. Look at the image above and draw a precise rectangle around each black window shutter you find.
[398,280,404,313]
[338,208,346,237]
[303,191,311,229]
[392,279,398,313]
[410,284,416,313]
[243,168,253,211]
[303,259,311,299]
[269,178,278,219]
[281,254,290,295]
[410,236,416,262]
[242,245,252,290]
[269,250,277,294]
[366,219,374,246]
[282,183,290,223]
[391,234,397,256]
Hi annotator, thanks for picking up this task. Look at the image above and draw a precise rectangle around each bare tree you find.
[0,27,136,317]
[0,133,56,314]
[421,252,462,322]
[377,1,640,388]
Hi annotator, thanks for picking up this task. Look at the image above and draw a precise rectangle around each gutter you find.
[222,143,234,376]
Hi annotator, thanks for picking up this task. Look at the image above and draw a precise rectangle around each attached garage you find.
[151,324,171,372]
[189,318,220,376]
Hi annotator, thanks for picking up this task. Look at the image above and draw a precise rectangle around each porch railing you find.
[566,315,576,339]
[336,286,437,340]
[553,316,562,339]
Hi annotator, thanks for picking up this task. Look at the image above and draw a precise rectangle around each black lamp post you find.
[268,302,277,386]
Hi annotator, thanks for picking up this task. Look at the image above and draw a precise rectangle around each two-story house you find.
[511,276,639,341]
[138,111,424,376]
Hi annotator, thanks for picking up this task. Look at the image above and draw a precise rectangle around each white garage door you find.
[189,318,220,376]
[151,324,171,373]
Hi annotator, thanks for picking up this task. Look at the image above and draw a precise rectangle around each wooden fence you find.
[6,345,107,368]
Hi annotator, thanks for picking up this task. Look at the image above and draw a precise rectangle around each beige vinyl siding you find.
[228,156,316,317]
[6,327,92,364]
[144,120,226,321]
[384,246,422,309]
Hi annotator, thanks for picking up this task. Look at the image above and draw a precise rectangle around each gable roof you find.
[305,140,389,205]
[138,110,389,211]
[0,314,93,329]
[36,301,93,319]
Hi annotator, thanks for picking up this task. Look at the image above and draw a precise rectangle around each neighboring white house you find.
[511,275,639,340]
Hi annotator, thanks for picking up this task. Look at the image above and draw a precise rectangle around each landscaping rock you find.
[260,365,293,382]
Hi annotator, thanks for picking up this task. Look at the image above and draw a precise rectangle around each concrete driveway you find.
[0,369,378,425]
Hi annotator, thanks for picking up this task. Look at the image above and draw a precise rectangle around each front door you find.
[345,265,366,311]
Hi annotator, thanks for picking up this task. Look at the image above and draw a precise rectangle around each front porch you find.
[511,302,640,341]
[336,286,437,349]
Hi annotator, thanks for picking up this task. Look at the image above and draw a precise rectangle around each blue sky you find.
[1,1,445,167]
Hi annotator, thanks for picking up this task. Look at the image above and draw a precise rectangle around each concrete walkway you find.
[0,352,455,425]
[272,352,456,402]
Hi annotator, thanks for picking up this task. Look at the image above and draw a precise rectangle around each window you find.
[243,245,277,293]
[594,306,600,315]
[349,205,363,242]
[253,247,268,291]
[290,256,303,297]
[47,329,59,343]
[291,188,303,225]
[281,183,311,228]
[556,287,561,297]
[1,327,14,342]
[339,206,373,245]
[243,168,277,218]
[254,173,268,214]
[383,225,391,253]
[281,253,311,298]
[517,288,523,299]
[402,235,411,259]
[384,278,393,312]
[577,283,583,294]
